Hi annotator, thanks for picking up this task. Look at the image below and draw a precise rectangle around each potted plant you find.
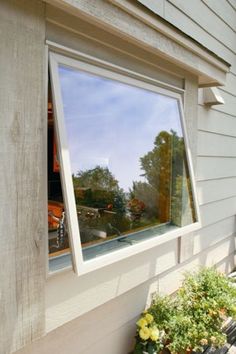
[133,267,236,354]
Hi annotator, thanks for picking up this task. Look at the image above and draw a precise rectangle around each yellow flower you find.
[139,327,150,340]
[145,313,154,324]
[136,317,148,328]
[200,338,208,346]
[150,327,159,341]
[210,336,216,343]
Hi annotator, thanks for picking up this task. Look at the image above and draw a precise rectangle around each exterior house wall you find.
[0,1,235,354]
[145,0,236,272]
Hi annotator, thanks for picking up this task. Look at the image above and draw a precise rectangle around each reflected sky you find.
[59,65,184,191]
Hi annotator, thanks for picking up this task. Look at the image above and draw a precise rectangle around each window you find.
[48,52,200,275]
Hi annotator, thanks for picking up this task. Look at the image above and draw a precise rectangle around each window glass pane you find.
[57,64,196,261]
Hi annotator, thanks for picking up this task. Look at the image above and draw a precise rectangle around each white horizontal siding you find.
[200,197,236,226]
[17,282,148,354]
[136,0,236,74]
[158,236,236,294]
[17,251,236,354]
[198,131,236,157]
[197,157,236,180]
[164,1,236,70]
[222,73,236,97]
[193,217,236,254]
[46,238,178,332]
[213,89,236,117]
[80,320,136,354]
[202,0,236,32]
[198,106,236,137]
[167,0,236,53]
[228,0,236,11]
[198,178,236,204]
[165,1,231,55]
[137,0,164,17]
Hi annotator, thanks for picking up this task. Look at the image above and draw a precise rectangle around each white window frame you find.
[49,49,201,276]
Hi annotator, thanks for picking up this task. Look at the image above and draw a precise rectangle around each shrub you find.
[133,267,236,354]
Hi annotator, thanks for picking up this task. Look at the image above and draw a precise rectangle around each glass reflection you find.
[58,65,196,258]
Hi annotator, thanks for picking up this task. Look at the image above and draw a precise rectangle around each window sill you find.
[48,221,201,276]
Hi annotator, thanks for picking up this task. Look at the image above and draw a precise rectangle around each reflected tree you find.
[130,130,191,225]
[72,131,194,245]
[73,166,126,213]
[132,130,173,223]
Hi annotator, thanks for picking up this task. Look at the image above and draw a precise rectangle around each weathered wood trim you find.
[44,0,230,87]
[0,0,46,352]
[45,6,185,88]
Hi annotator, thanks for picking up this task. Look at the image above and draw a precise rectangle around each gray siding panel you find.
[227,0,236,11]
[197,157,236,180]
[0,0,46,353]
[166,0,236,53]
[137,0,164,16]
[198,106,236,137]
[198,178,236,204]
[198,131,236,157]
[202,0,236,32]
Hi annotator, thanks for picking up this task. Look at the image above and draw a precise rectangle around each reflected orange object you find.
[53,133,60,172]
[48,201,64,230]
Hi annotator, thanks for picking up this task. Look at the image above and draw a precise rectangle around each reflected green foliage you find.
[73,166,119,191]
[73,166,126,213]
[72,131,195,245]
[134,130,172,222]
[131,129,192,225]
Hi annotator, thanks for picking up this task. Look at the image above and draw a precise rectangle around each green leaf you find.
[134,342,144,354]
[147,342,157,354]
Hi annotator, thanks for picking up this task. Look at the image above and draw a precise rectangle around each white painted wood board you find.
[198,178,236,205]
[198,131,236,157]
[208,90,236,117]
[79,320,136,354]
[198,105,236,137]
[197,157,236,180]
[228,0,236,11]
[164,1,236,65]
[158,235,236,294]
[202,0,236,32]
[137,0,165,17]
[16,283,148,354]
[215,253,236,275]
[200,197,236,226]
[193,217,236,255]
[14,250,236,354]
[166,0,236,54]
[222,73,236,97]
[46,238,178,332]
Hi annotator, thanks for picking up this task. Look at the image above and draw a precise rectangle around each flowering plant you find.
[134,311,165,354]
[133,267,236,354]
